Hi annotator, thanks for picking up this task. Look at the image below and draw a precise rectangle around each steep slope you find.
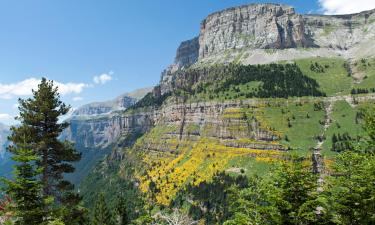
[79,3,375,207]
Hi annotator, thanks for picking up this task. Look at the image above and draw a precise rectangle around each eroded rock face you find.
[65,99,280,151]
[158,4,375,94]
[175,37,199,68]
[199,4,311,58]
[198,4,375,59]
[64,112,154,148]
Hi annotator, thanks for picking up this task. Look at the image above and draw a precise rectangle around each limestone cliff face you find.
[175,37,199,68]
[160,37,199,95]
[64,112,153,148]
[159,4,375,94]
[199,4,311,58]
[66,99,282,151]
[198,4,375,59]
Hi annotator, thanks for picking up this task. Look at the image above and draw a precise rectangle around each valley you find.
[2,2,375,224]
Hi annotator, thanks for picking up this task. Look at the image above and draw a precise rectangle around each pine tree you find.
[116,193,129,225]
[92,193,114,225]
[8,78,82,219]
[1,133,45,224]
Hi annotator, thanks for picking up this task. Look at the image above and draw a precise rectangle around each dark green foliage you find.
[323,106,375,224]
[310,62,326,73]
[224,156,323,225]
[91,193,115,225]
[350,88,375,94]
[314,102,325,111]
[285,135,290,142]
[331,132,355,152]
[115,193,129,225]
[172,172,248,224]
[129,91,171,109]
[2,78,84,224]
[361,106,375,153]
[179,63,325,99]
[9,78,81,204]
[343,62,352,76]
[80,152,145,222]
[1,135,45,224]
[324,152,375,225]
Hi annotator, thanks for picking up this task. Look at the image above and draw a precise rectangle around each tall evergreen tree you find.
[1,132,45,224]
[6,78,82,221]
[92,193,114,225]
[116,193,129,225]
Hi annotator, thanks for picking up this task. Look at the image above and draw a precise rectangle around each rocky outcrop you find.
[199,4,312,58]
[198,4,375,59]
[160,37,199,95]
[157,4,375,94]
[175,37,199,68]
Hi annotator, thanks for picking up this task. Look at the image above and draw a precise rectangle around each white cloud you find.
[72,96,83,101]
[0,113,12,120]
[0,113,14,125]
[0,78,89,99]
[93,71,113,84]
[319,0,375,14]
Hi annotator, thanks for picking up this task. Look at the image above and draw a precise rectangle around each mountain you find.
[61,87,151,185]
[72,87,152,116]
[0,123,13,178]
[0,123,9,157]
[77,3,375,210]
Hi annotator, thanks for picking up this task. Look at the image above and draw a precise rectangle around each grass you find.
[353,58,375,89]
[257,100,325,156]
[226,156,273,177]
[322,24,335,36]
[295,57,353,96]
[321,100,366,157]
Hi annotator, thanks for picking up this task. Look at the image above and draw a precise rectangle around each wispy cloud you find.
[72,96,83,101]
[0,78,89,99]
[93,71,113,85]
[0,113,12,120]
[319,0,375,14]
[0,113,14,125]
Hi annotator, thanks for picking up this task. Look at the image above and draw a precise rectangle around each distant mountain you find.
[72,87,152,116]
[62,87,152,185]
[0,123,10,157]
[0,123,13,178]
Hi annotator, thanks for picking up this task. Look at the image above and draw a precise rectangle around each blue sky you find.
[0,0,374,125]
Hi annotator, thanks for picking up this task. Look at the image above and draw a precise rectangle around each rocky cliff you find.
[199,4,310,57]
[198,3,375,60]
[67,98,285,153]
[159,3,375,95]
